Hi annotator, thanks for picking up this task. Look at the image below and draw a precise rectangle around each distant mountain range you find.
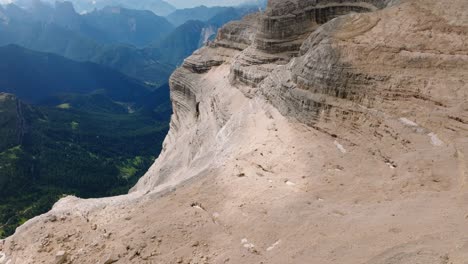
[164,0,264,9]
[166,4,263,27]
[1,1,174,47]
[156,6,259,66]
[153,20,213,66]
[0,44,150,103]
[0,1,175,86]
[84,6,174,46]
[0,1,260,83]
[166,5,231,26]
[14,0,177,16]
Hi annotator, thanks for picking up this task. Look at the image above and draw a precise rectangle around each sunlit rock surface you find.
[1,0,467,263]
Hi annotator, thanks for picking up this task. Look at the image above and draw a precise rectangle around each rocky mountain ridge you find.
[1,0,467,263]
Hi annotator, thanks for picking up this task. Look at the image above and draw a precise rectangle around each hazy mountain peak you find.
[164,0,252,8]
[54,0,75,12]
[63,0,175,16]
[100,5,121,13]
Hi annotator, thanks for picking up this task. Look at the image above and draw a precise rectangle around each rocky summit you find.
[1,0,467,263]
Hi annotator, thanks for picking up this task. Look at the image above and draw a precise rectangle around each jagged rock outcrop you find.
[1,0,467,263]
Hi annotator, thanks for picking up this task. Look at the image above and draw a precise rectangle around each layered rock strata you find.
[229,0,393,90]
[1,0,467,263]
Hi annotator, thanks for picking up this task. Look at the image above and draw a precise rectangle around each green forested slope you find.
[0,93,170,238]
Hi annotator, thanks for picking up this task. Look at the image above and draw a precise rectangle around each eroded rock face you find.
[261,1,468,156]
[256,0,386,53]
[230,0,394,90]
[1,0,467,263]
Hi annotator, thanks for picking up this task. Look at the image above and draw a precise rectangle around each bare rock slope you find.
[1,0,468,263]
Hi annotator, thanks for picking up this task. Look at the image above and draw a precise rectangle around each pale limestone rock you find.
[1,0,468,263]
[102,254,119,264]
[54,251,67,264]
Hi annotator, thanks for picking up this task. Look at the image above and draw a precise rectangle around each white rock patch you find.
[334,141,347,154]
[266,240,281,251]
[399,117,419,127]
[285,181,296,186]
[241,238,255,249]
[428,133,444,146]
[192,205,203,211]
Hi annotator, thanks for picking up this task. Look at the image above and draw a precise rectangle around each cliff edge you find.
[1,0,467,263]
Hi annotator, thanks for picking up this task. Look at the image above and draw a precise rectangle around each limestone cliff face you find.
[1,0,468,263]
[256,0,387,53]
[260,1,468,167]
